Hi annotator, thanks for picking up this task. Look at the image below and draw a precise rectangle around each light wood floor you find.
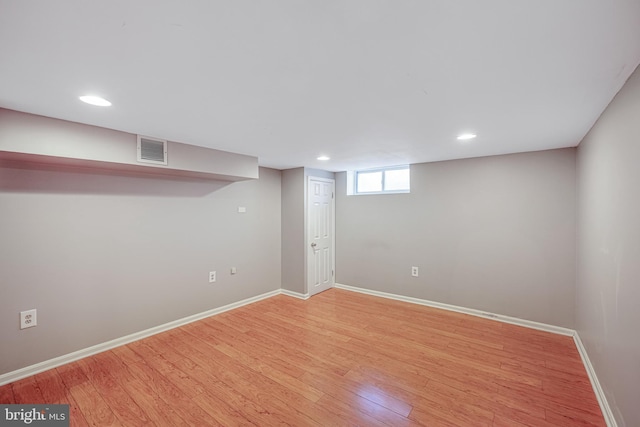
[0,288,605,426]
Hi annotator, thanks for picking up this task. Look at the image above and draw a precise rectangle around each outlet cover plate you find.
[209,271,217,283]
[411,266,419,277]
[20,309,37,329]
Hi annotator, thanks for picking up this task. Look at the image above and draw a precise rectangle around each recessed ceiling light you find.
[79,95,112,107]
[317,155,330,161]
[457,133,477,141]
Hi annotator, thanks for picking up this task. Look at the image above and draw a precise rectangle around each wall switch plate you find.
[238,207,246,213]
[411,266,419,277]
[230,267,237,275]
[20,309,37,329]
[209,271,217,283]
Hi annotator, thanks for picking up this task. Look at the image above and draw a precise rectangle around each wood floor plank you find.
[34,369,89,427]
[60,374,122,426]
[116,371,188,427]
[192,317,307,380]
[158,329,323,426]
[427,377,545,421]
[501,360,594,392]
[126,340,206,398]
[214,342,325,403]
[492,413,538,427]
[301,368,413,418]
[214,321,343,378]
[77,356,154,426]
[235,319,361,377]
[413,384,495,426]
[0,383,15,403]
[11,376,45,403]
[545,406,607,427]
[65,393,91,427]
[345,364,429,394]
[124,360,223,427]
[492,404,559,427]
[179,326,326,404]
[34,369,68,404]
[0,288,606,426]
[191,389,259,427]
[314,392,411,427]
[142,335,226,393]
[410,401,492,427]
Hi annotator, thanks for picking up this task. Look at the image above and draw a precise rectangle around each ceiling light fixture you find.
[317,155,330,161]
[79,95,112,107]
[457,133,477,141]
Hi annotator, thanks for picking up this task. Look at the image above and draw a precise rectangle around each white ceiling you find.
[1,1,639,172]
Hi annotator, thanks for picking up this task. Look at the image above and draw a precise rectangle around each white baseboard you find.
[0,289,280,386]
[573,333,617,427]
[334,282,617,427]
[280,289,310,300]
[334,283,574,336]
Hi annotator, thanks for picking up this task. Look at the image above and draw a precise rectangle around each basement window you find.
[348,165,410,195]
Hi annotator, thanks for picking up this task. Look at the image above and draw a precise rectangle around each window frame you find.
[354,165,410,195]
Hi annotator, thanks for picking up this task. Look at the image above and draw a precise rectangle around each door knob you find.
[311,242,317,248]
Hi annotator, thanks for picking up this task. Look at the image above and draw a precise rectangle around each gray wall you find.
[576,65,640,426]
[281,168,305,294]
[0,164,281,375]
[336,148,576,328]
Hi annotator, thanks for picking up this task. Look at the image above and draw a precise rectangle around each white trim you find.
[334,283,573,336]
[280,289,310,300]
[0,289,280,386]
[573,333,617,427]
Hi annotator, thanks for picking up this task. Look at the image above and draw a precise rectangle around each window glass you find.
[384,168,410,191]
[356,171,383,193]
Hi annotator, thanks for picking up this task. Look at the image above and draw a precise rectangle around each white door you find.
[307,177,335,296]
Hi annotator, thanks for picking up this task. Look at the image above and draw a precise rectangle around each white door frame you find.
[306,176,336,296]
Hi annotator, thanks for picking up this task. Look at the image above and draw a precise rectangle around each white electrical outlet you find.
[411,266,419,277]
[209,271,217,283]
[20,309,37,329]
